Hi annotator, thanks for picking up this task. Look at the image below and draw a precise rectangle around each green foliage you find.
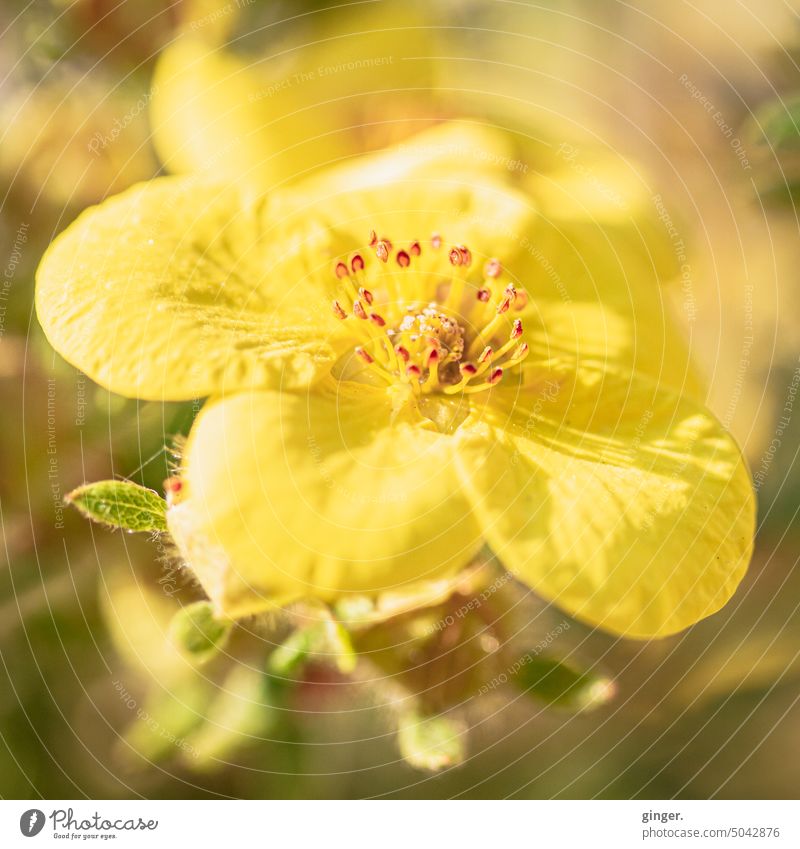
[66,479,167,532]
[169,602,232,664]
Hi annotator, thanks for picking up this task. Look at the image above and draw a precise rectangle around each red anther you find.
[460,362,478,376]
[458,245,472,266]
[431,232,442,250]
[376,241,390,262]
[427,348,440,367]
[476,288,491,302]
[332,300,347,320]
[497,294,513,314]
[353,301,368,320]
[358,287,374,305]
[335,261,349,279]
[395,345,410,362]
[406,364,422,378]
[164,477,183,495]
[370,313,386,327]
[396,250,411,267]
[351,253,365,273]
[514,288,529,311]
[511,319,523,339]
[409,241,422,256]
[514,343,529,359]
[478,346,493,364]
[355,347,374,364]
[369,229,378,247]
[484,258,502,278]
[488,367,504,385]
[448,246,464,266]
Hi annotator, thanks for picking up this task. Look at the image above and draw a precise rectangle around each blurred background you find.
[1,0,799,799]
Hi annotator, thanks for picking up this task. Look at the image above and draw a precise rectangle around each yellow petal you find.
[168,387,483,617]
[509,145,702,399]
[522,147,681,292]
[150,36,349,189]
[519,298,704,401]
[454,361,755,638]
[35,177,340,400]
[150,4,441,189]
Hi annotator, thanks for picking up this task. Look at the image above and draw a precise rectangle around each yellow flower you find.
[36,122,755,638]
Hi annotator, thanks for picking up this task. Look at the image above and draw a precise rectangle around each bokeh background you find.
[1,0,799,799]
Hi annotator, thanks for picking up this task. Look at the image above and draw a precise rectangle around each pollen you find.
[331,231,530,398]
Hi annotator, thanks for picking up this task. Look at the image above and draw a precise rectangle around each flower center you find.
[331,230,529,397]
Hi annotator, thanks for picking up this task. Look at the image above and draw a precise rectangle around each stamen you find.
[164,477,183,506]
[332,231,527,399]
[515,343,529,358]
[497,286,516,314]
[484,258,502,279]
[462,367,504,394]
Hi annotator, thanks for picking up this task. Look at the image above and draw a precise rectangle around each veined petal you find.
[454,361,755,638]
[168,387,483,618]
[35,178,341,400]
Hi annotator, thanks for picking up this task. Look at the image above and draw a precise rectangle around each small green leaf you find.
[66,479,167,532]
[398,711,466,772]
[513,655,614,711]
[169,602,232,664]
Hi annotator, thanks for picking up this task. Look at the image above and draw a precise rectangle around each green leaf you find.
[512,655,614,711]
[169,602,232,664]
[397,711,466,772]
[66,479,167,532]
